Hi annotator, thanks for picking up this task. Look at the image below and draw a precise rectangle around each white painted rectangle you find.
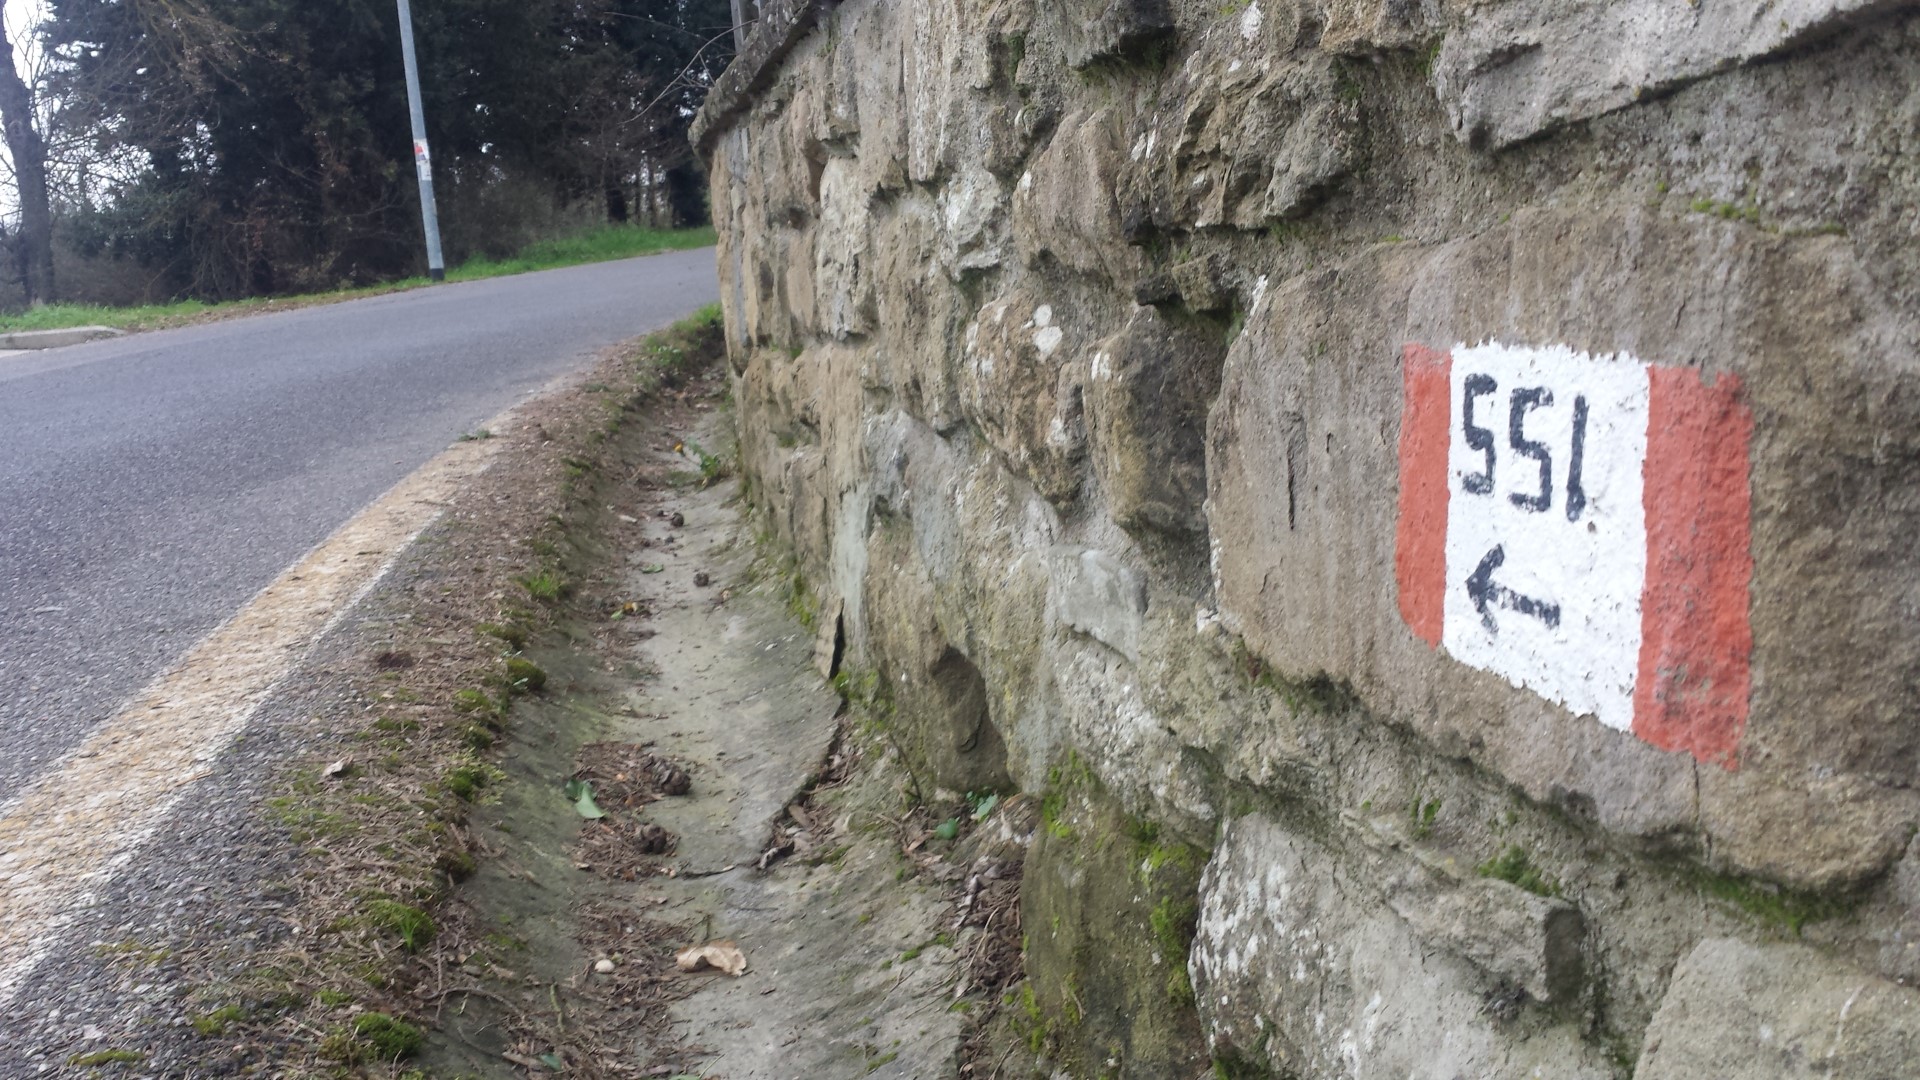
[1440,343,1650,731]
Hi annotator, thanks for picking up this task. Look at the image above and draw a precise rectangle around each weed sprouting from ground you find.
[364,899,437,951]
[515,569,568,603]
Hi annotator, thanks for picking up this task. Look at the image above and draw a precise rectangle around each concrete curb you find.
[0,326,123,351]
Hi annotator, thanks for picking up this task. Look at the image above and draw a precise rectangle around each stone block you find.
[1013,108,1142,285]
[1206,207,1920,888]
[859,527,1013,795]
[1431,0,1906,150]
[1023,775,1209,1078]
[813,158,876,338]
[937,164,1010,279]
[960,291,1088,506]
[1133,50,1358,232]
[1192,814,1612,1079]
[1637,937,1920,1079]
[1382,871,1585,1005]
[1086,305,1225,536]
[1050,547,1148,663]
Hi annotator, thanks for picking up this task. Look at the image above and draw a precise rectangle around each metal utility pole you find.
[396,0,445,281]
[730,0,758,49]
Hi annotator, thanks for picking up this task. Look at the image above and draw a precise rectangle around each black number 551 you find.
[1460,375,1590,523]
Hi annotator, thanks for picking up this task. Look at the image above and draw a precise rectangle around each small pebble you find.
[595,958,616,974]
[694,572,711,587]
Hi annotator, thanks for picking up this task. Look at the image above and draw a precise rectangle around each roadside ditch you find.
[78,308,1047,1079]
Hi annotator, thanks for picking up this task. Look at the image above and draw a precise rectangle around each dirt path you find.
[426,407,972,1079]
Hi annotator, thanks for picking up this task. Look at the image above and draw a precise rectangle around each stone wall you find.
[695,2,1920,1075]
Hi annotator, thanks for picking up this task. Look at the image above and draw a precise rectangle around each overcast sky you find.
[6,1,48,73]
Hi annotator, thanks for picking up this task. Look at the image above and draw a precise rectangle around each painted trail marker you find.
[1395,342,1754,767]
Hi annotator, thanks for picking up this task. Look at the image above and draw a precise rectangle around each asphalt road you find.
[0,248,718,803]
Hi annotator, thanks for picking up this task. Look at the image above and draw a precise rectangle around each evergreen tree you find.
[42,0,734,300]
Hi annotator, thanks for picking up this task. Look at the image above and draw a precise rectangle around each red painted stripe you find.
[1396,345,1452,647]
[1633,368,1754,768]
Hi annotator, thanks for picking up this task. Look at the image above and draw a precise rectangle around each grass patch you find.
[447,224,714,282]
[0,223,714,333]
[364,899,436,952]
[515,569,568,603]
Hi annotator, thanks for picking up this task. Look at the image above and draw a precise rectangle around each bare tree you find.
[0,0,51,304]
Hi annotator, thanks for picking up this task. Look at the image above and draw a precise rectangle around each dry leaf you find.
[675,940,747,976]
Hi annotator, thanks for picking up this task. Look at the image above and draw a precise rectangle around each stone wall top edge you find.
[690,0,837,155]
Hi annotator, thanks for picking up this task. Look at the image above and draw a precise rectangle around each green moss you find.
[1061,972,1086,1025]
[783,564,818,629]
[1223,308,1248,347]
[452,687,500,717]
[1211,1050,1279,1079]
[190,1004,246,1036]
[1477,845,1558,897]
[265,798,358,844]
[1150,897,1199,1005]
[443,763,491,802]
[480,618,533,653]
[1410,797,1441,839]
[1040,754,1099,840]
[1690,198,1762,225]
[1693,869,1854,934]
[1042,789,1075,840]
[352,1012,423,1059]
[68,1048,145,1066]
[1017,982,1052,1055]
[1230,639,1361,716]
[437,848,478,881]
[502,657,546,693]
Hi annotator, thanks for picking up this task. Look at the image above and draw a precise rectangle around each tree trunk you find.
[0,2,53,306]
[663,164,707,229]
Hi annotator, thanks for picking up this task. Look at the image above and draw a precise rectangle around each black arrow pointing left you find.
[1465,545,1561,634]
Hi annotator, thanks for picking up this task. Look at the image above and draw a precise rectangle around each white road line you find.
[0,413,519,1001]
